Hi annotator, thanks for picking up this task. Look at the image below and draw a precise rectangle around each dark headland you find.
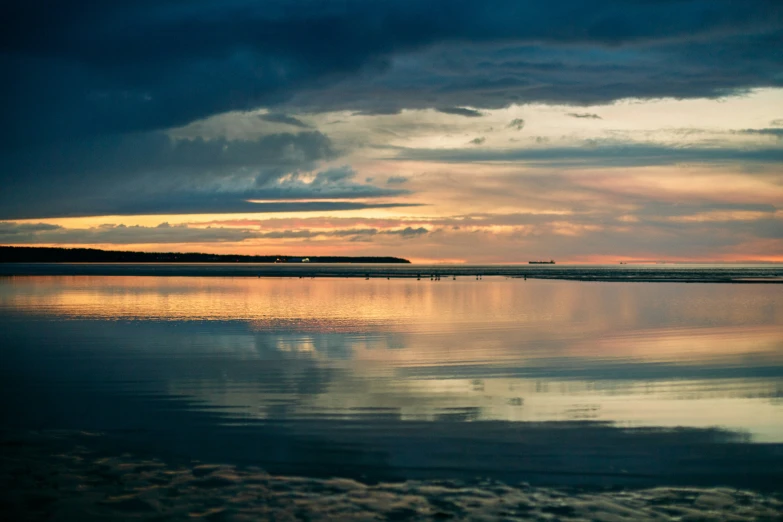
[0,246,410,264]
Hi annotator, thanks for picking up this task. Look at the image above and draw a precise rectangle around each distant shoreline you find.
[0,246,410,264]
[1,260,781,283]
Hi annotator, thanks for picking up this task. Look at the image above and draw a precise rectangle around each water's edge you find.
[1,262,782,283]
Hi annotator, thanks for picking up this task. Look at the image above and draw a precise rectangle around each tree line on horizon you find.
[0,246,410,264]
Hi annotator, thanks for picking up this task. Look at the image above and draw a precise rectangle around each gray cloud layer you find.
[0,131,412,219]
[0,222,429,245]
[394,144,783,167]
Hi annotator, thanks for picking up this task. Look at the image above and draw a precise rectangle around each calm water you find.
[1,274,782,488]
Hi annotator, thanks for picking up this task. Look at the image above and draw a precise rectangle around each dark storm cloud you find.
[436,107,484,118]
[3,130,335,183]
[395,144,783,167]
[285,9,783,113]
[3,1,783,144]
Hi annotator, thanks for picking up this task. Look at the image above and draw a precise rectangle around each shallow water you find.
[1,275,782,489]
[2,261,782,282]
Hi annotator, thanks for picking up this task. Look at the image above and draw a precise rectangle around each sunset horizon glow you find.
[2,3,782,263]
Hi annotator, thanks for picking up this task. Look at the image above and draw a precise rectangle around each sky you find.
[1,0,782,263]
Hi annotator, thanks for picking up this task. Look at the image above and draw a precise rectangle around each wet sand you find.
[2,431,781,522]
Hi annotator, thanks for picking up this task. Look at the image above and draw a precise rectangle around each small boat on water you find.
[529,260,555,264]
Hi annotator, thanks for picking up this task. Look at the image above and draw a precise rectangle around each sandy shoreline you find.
[2,430,780,521]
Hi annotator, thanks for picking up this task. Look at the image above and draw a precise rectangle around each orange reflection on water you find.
[2,275,782,441]
[2,275,781,367]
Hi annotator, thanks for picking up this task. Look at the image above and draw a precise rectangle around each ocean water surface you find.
[1,273,782,494]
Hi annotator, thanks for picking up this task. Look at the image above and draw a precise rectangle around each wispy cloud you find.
[567,113,602,120]
[436,107,484,118]
[393,144,783,167]
[508,118,526,130]
[258,113,312,129]
[0,222,430,245]
[737,128,783,138]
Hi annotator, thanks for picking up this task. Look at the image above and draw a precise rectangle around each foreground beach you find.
[3,430,781,522]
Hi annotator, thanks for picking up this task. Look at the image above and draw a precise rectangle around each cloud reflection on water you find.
[1,276,782,486]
